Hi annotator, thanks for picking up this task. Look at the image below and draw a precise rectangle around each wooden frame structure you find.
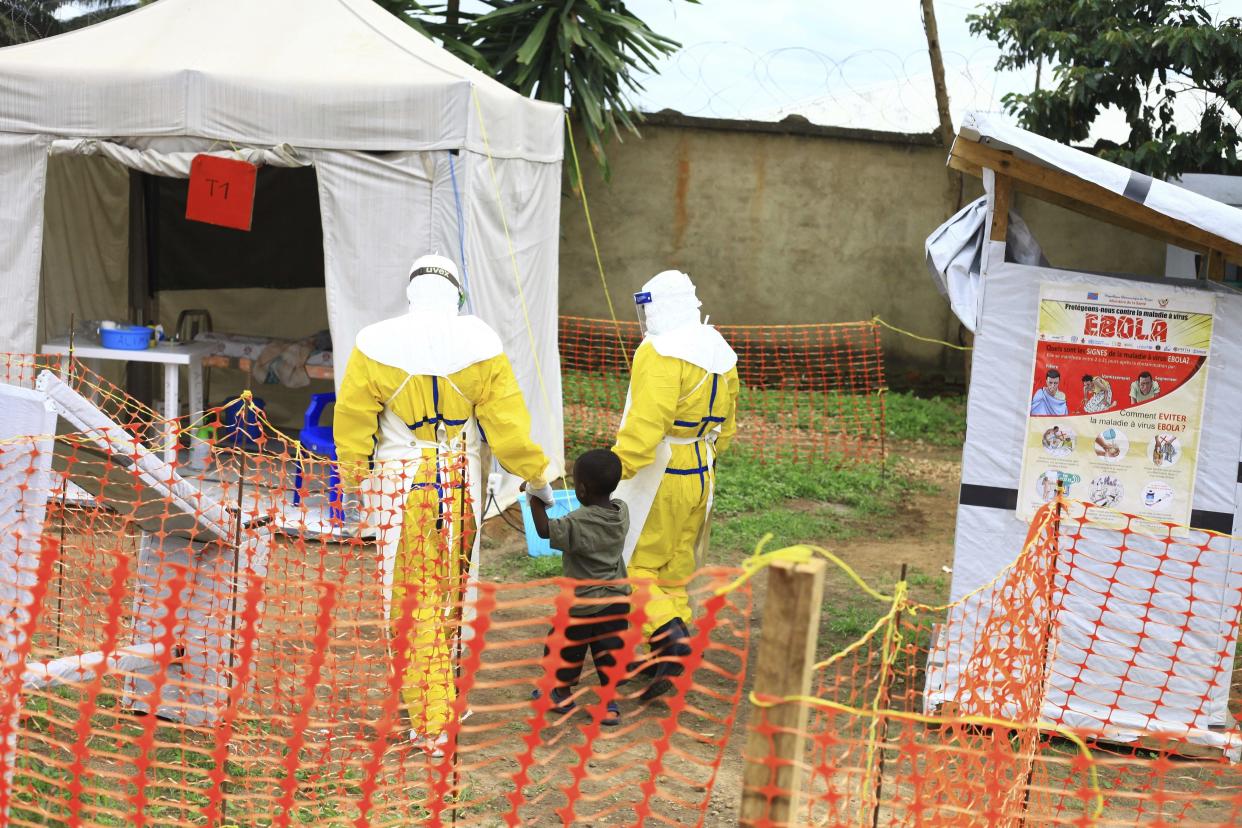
[929,115,1242,761]
[948,132,1242,281]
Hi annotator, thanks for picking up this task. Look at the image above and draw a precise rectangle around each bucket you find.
[519,490,580,557]
[100,325,152,350]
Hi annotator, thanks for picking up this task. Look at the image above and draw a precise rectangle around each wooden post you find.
[1206,249,1225,282]
[740,557,827,827]
[989,174,1013,242]
[921,0,962,212]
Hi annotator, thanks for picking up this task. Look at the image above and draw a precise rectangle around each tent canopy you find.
[0,0,561,160]
[0,0,566,485]
[951,111,1242,270]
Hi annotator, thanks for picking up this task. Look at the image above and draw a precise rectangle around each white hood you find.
[640,270,737,374]
[355,256,503,375]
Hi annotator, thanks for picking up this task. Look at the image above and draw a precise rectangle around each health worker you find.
[334,254,553,755]
[612,269,739,701]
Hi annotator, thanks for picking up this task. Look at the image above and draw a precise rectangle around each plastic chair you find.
[292,392,343,522]
[218,396,266,449]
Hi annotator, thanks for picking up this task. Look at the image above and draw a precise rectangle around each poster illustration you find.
[1016,283,1215,526]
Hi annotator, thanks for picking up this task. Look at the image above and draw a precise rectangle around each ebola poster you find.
[1016,283,1215,525]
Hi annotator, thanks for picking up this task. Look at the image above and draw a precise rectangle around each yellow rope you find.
[564,112,631,371]
[749,692,1106,820]
[858,578,908,824]
[470,88,564,485]
[812,604,900,672]
[732,512,1107,823]
[713,540,891,603]
[871,315,972,351]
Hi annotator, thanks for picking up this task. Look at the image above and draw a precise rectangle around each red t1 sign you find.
[185,155,258,231]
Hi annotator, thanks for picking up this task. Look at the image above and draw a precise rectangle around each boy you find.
[525,449,630,726]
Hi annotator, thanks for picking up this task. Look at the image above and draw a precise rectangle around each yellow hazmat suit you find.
[335,261,549,743]
[613,341,739,636]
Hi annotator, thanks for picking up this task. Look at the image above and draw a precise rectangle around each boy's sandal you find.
[601,700,621,727]
[531,688,577,716]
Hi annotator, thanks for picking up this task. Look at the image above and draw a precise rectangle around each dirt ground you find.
[14,442,963,827]
[464,441,964,825]
[17,441,1238,826]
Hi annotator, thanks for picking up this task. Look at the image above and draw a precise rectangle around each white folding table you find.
[40,337,220,463]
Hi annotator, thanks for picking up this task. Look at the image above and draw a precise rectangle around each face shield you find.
[634,290,653,336]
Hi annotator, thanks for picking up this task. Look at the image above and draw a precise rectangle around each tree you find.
[1,1,67,46]
[969,0,1242,178]
[389,1,694,179]
[1,0,142,47]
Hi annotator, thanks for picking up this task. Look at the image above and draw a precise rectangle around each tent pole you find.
[127,172,155,405]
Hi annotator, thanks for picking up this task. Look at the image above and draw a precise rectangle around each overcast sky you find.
[432,1,1242,134]
[622,0,1002,118]
[57,0,1242,133]
[616,0,1242,129]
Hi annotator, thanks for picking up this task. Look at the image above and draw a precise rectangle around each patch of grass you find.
[824,603,885,639]
[562,369,890,450]
[905,569,951,608]
[884,391,966,446]
[714,455,922,518]
[709,455,929,558]
[523,553,564,580]
[711,509,852,561]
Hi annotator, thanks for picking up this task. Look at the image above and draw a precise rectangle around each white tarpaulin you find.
[961,111,1242,251]
[930,262,1242,744]
[0,0,566,488]
[925,115,1242,750]
[0,0,559,159]
[924,193,1046,333]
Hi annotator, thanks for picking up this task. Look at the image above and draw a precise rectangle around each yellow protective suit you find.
[335,347,548,738]
[612,341,739,635]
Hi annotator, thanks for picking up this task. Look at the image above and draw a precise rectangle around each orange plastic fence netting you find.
[559,317,887,464]
[742,500,1242,827]
[0,355,753,827]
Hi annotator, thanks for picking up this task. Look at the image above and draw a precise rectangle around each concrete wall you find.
[559,113,1166,388]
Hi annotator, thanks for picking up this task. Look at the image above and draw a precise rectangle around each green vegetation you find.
[884,391,966,447]
[907,569,948,595]
[970,0,1242,177]
[384,1,700,180]
[824,603,884,639]
[709,455,927,558]
[523,553,565,580]
[564,373,968,457]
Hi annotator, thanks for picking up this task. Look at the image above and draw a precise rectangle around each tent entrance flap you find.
[147,166,325,292]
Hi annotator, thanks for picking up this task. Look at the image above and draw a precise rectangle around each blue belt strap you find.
[407,376,469,432]
[664,373,722,494]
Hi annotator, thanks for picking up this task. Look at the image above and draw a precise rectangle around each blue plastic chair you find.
[292,392,343,522]
[219,396,266,449]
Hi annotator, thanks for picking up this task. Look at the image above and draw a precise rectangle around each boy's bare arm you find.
[522,483,550,539]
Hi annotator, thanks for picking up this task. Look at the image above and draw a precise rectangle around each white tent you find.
[925,112,1242,755]
[0,0,565,481]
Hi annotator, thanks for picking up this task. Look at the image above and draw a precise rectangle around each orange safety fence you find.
[742,499,1242,827]
[0,354,754,827]
[559,317,887,464]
